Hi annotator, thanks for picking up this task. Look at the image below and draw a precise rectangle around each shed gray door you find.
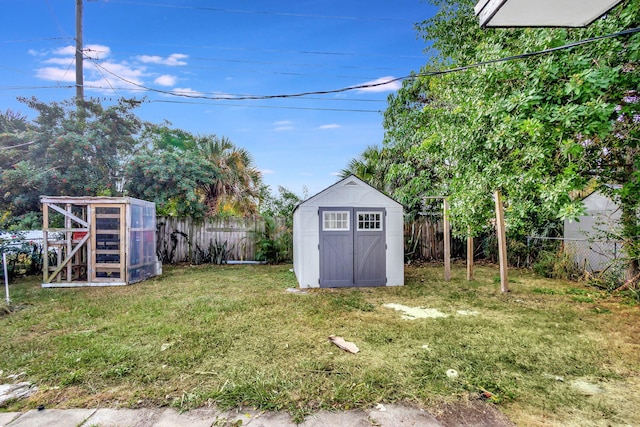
[319,207,386,287]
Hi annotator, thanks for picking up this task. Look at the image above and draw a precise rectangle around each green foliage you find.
[194,135,262,217]
[370,0,639,274]
[0,233,43,282]
[125,151,213,218]
[532,249,582,281]
[1,99,264,223]
[193,239,232,265]
[259,185,305,227]
[253,216,290,264]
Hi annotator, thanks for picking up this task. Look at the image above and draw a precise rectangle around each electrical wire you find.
[146,99,381,113]
[105,0,415,23]
[85,26,640,102]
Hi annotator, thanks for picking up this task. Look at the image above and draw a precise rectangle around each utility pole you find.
[75,0,84,103]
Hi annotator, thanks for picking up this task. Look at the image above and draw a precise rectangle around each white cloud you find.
[154,74,177,86]
[171,87,203,97]
[273,120,294,131]
[28,49,46,57]
[260,169,275,175]
[355,76,401,93]
[43,57,76,66]
[318,124,340,130]
[84,44,111,60]
[83,61,146,93]
[330,172,342,176]
[32,44,201,96]
[53,45,76,56]
[35,66,75,82]
[136,53,188,66]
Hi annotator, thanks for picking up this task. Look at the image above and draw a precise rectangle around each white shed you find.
[564,190,622,273]
[293,175,404,288]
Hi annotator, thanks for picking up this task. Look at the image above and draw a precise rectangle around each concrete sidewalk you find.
[0,402,514,427]
[0,404,443,427]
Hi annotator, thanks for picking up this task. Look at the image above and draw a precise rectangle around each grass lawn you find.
[1,263,639,426]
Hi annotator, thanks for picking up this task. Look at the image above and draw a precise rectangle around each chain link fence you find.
[525,236,626,279]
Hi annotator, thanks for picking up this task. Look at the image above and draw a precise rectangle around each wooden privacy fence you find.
[404,216,469,261]
[156,215,464,264]
[156,216,265,263]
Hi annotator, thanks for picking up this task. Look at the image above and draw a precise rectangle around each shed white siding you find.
[564,191,621,272]
[293,175,404,288]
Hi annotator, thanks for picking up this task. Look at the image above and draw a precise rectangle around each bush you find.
[253,216,291,264]
[532,248,582,280]
[0,233,44,282]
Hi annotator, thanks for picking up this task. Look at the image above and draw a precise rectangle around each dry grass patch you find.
[0,263,639,425]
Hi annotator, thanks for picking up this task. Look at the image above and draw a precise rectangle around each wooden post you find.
[66,203,72,282]
[443,198,451,281]
[494,190,509,293]
[43,203,49,283]
[467,231,474,281]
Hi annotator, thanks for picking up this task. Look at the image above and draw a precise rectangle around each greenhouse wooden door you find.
[91,204,126,282]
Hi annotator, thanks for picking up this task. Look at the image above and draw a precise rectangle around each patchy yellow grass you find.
[1,263,639,426]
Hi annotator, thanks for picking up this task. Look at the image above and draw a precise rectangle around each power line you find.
[84,26,640,102]
[147,99,381,113]
[84,39,426,60]
[0,37,72,44]
[105,0,416,23]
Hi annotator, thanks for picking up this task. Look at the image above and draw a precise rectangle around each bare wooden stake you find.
[443,198,451,282]
[494,190,509,293]
[467,232,474,281]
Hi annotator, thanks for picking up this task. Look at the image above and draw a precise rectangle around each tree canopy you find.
[0,97,264,227]
[347,0,639,275]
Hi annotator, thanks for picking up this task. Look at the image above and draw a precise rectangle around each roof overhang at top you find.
[475,0,625,28]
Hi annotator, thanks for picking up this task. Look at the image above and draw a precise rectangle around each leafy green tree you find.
[255,185,307,264]
[377,0,639,276]
[124,151,215,218]
[194,135,262,217]
[0,97,147,225]
[124,127,262,219]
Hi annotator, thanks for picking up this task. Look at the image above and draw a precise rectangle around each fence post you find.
[494,190,509,293]
[443,198,451,282]
[3,253,9,304]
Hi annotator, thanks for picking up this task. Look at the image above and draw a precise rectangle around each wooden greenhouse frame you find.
[41,196,161,287]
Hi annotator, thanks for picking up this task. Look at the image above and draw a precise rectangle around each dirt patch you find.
[434,400,515,427]
[382,303,448,319]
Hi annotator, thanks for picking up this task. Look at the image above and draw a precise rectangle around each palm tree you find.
[195,135,262,217]
[340,144,390,191]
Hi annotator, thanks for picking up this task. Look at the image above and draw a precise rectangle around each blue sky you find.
[0,0,437,197]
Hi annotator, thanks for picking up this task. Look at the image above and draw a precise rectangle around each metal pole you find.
[3,253,9,305]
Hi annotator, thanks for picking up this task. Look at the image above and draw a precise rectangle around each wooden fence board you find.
[156,216,466,264]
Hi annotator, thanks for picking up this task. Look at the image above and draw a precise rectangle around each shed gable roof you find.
[295,175,402,210]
